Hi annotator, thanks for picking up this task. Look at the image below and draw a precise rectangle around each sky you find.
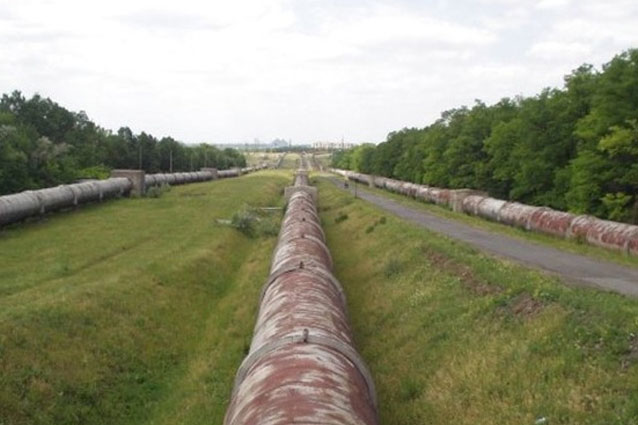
[1,0,637,145]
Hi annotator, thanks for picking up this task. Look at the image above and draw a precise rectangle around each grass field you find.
[243,151,279,167]
[344,178,638,269]
[0,171,291,425]
[279,152,300,169]
[314,153,332,169]
[3,168,638,425]
[315,176,638,425]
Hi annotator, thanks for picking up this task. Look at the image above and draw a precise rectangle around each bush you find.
[335,212,349,223]
[231,206,258,237]
[77,165,111,180]
[257,219,280,237]
[146,183,171,198]
[384,258,402,278]
[231,205,282,238]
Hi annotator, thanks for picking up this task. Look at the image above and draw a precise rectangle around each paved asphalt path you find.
[326,177,638,297]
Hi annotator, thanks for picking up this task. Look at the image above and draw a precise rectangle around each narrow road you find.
[326,177,638,297]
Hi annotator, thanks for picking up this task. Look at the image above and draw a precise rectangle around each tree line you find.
[0,91,246,195]
[333,49,638,223]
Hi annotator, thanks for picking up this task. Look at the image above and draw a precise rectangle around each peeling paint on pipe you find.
[224,170,378,425]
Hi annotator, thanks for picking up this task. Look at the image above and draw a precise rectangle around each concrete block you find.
[201,167,219,180]
[111,169,145,196]
[449,189,487,213]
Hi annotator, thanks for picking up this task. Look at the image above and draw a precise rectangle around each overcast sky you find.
[1,0,637,144]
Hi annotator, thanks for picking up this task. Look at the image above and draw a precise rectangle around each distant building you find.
[312,141,357,150]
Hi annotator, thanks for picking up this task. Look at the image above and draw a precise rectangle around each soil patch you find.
[509,292,543,318]
[420,244,502,296]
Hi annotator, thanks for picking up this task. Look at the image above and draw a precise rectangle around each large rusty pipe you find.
[224,170,378,425]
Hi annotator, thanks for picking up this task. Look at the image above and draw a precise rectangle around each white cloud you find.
[528,41,592,60]
[0,0,637,143]
[536,0,571,10]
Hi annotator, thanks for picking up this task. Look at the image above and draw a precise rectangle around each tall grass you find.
[317,178,638,425]
[0,171,290,425]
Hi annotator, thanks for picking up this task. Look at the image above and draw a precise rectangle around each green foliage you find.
[383,258,402,278]
[231,206,258,237]
[145,183,171,199]
[0,91,246,195]
[77,165,111,180]
[230,204,283,238]
[334,212,349,223]
[336,48,638,223]
[601,192,632,222]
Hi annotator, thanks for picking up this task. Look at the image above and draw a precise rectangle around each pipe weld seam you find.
[258,265,346,309]
[231,332,377,411]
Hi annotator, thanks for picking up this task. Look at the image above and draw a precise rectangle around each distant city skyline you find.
[1,0,637,144]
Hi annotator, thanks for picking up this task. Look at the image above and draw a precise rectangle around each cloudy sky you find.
[1,0,637,144]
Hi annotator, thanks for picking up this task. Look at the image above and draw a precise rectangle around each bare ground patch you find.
[420,244,502,296]
[509,292,544,318]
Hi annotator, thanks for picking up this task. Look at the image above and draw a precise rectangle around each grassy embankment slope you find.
[0,171,290,425]
[316,176,638,425]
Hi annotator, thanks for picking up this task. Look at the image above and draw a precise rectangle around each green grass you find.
[314,153,332,169]
[315,177,638,425]
[341,176,638,269]
[279,152,300,169]
[0,170,291,425]
[244,151,278,167]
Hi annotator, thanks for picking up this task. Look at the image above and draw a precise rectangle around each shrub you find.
[257,219,280,237]
[146,183,171,198]
[384,258,402,278]
[231,206,258,237]
[230,205,282,238]
[335,212,349,223]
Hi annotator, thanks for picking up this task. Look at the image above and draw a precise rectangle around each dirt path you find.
[326,177,638,297]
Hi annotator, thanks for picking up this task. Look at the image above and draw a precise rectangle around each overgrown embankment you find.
[316,177,638,425]
[0,171,290,425]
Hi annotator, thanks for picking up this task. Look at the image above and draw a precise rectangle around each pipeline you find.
[145,164,268,188]
[310,153,323,171]
[0,178,132,227]
[0,165,268,228]
[275,153,287,169]
[224,170,378,425]
[332,168,638,256]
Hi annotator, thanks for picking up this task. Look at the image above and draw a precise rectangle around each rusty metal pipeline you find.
[224,170,378,425]
[294,169,310,187]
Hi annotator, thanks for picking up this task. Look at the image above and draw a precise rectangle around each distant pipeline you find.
[0,165,268,228]
[333,168,638,256]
